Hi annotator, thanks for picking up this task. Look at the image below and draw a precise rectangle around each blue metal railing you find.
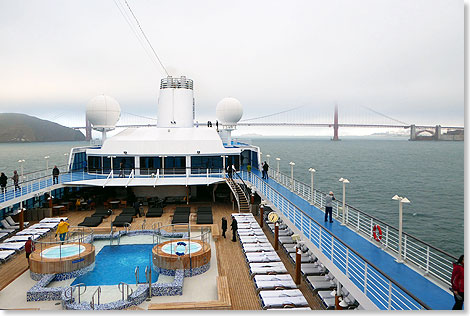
[242,170,430,310]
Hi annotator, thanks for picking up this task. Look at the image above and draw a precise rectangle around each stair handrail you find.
[90,286,101,310]
[153,169,159,187]
[118,282,134,301]
[145,265,152,298]
[102,170,114,188]
[225,178,241,212]
[135,266,140,285]
[234,171,251,204]
[125,169,135,188]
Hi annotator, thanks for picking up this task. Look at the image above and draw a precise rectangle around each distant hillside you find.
[0,113,85,142]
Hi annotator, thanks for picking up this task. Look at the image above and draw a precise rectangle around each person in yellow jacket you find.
[55,219,70,241]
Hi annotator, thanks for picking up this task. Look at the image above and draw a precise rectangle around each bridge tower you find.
[332,104,339,141]
[85,119,92,141]
[410,124,416,141]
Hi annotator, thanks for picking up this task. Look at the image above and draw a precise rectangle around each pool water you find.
[41,244,85,259]
[161,242,202,255]
[72,244,159,286]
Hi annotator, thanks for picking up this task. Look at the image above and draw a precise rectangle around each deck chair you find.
[112,215,133,227]
[0,250,15,262]
[254,274,297,292]
[78,216,103,227]
[243,243,275,253]
[246,251,281,263]
[6,216,29,228]
[249,262,288,277]
[301,262,327,276]
[0,220,19,230]
[259,289,308,309]
[146,207,163,217]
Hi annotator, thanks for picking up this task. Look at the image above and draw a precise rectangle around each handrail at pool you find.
[243,171,431,310]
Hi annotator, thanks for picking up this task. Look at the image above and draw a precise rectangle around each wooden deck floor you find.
[0,202,322,310]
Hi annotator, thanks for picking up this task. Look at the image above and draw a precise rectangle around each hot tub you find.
[41,244,86,259]
[153,239,211,276]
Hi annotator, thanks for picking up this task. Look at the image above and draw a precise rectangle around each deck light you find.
[330,289,336,296]
[289,162,295,191]
[392,195,411,263]
[339,297,349,308]
[339,178,350,225]
[107,156,116,177]
[44,156,50,172]
[275,158,281,180]
[266,154,271,166]
[308,168,316,204]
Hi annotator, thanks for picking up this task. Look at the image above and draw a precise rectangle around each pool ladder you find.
[135,265,153,299]
[63,283,86,308]
[118,282,134,301]
[90,286,101,310]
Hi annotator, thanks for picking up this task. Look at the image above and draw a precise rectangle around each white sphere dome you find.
[216,97,243,125]
[86,95,121,129]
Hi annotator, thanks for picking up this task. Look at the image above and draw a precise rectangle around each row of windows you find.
[87,155,246,171]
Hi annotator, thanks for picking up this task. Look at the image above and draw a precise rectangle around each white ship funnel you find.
[157,76,194,128]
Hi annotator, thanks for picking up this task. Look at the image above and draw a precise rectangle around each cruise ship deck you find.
[245,168,454,310]
[0,202,324,310]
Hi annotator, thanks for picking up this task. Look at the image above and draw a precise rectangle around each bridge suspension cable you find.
[240,105,305,122]
[362,106,409,126]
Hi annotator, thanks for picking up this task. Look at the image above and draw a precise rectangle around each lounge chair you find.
[0,220,19,230]
[146,207,163,217]
[239,235,269,244]
[196,212,213,224]
[0,233,8,240]
[4,235,40,243]
[306,275,336,292]
[243,243,275,253]
[259,289,308,309]
[16,228,49,236]
[288,252,316,263]
[301,262,327,276]
[29,223,57,230]
[238,228,265,236]
[120,208,137,216]
[78,216,103,227]
[172,207,190,224]
[6,216,29,228]
[278,236,296,245]
[0,250,15,262]
[112,215,133,227]
[40,217,68,223]
[249,262,288,277]
[254,274,297,292]
[0,242,26,251]
[246,251,281,263]
[92,208,112,217]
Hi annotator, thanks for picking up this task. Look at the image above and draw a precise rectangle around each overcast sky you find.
[0,0,464,135]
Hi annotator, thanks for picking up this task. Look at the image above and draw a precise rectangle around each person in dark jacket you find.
[262,161,269,179]
[451,254,464,310]
[0,172,7,194]
[231,217,238,242]
[221,217,227,238]
[52,165,60,184]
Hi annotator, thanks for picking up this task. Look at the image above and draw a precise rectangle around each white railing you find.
[268,168,457,287]
[243,171,430,310]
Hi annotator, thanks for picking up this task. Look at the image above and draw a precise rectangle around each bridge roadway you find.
[246,168,454,310]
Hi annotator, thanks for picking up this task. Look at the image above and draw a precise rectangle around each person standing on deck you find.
[231,217,238,242]
[221,217,227,238]
[451,255,464,310]
[325,191,335,223]
[52,165,60,184]
[119,162,125,178]
[262,161,269,180]
[55,219,70,242]
[0,172,7,194]
[25,237,34,267]
[12,170,19,191]
[227,164,233,178]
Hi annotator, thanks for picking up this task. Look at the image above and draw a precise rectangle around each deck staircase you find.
[225,177,250,213]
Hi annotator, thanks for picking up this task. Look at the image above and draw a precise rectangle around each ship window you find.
[164,157,186,174]
[88,156,102,172]
[225,155,240,170]
[191,156,223,173]
[140,157,162,175]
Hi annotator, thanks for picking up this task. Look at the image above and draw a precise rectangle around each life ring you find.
[373,225,382,242]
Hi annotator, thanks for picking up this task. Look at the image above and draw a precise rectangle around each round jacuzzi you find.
[161,241,202,256]
[41,244,86,259]
[153,239,211,277]
[29,242,95,277]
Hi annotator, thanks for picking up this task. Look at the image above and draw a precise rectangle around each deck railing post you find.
[357,211,360,231]
[346,248,349,277]
[388,280,393,310]
[385,226,389,249]
[404,235,408,261]
[425,246,430,275]
[364,263,368,295]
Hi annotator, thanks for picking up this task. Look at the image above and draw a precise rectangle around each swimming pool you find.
[72,244,159,286]
[41,244,86,259]
[161,241,202,255]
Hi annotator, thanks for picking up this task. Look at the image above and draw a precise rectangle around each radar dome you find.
[86,95,121,129]
[216,97,243,125]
